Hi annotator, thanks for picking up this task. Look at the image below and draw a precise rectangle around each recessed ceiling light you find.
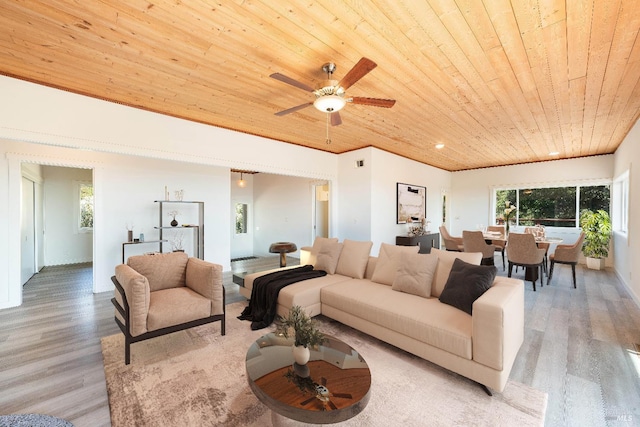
[435,143,445,149]
[549,151,560,156]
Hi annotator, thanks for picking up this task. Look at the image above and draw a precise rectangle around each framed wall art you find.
[396,182,426,224]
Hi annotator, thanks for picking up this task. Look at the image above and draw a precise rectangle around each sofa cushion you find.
[335,239,373,279]
[392,252,438,298]
[430,248,482,298]
[276,273,353,313]
[439,258,497,315]
[147,287,212,332]
[371,243,420,285]
[314,240,343,274]
[127,252,188,292]
[307,237,339,266]
[321,280,472,359]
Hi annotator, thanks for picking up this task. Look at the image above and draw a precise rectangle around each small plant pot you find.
[586,257,605,270]
[292,344,310,365]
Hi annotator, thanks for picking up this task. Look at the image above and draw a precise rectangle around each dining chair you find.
[524,226,550,274]
[506,232,546,291]
[439,225,464,252]
[462,230,496,266]
[486,225,506,271]
[547,232,585,289]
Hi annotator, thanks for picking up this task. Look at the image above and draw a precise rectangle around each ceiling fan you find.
[270,57,396,127]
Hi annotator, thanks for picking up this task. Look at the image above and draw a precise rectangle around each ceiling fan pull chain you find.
[325,113,331,144]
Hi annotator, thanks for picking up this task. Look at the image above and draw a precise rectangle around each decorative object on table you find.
[164,185,170,201]
[503,201,517,234]
[168,210,180,227]
[408,218,428,236]
[276,305,325,366]
[125,223,134,242]
[174,189,184,201]
[579,209,611,270]
[170,231,184,252]
[397,182,426,224]
[139,232,144,242]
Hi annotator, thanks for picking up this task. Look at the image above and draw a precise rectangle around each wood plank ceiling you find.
[1,1,639,171]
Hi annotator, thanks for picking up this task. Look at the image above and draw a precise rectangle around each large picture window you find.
[494,184,610,228]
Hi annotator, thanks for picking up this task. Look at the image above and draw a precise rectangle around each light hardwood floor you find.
[0,255,639,426]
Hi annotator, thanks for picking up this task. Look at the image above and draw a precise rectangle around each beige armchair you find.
[439,225,464,251]
[462,230,496,266]
[507,233,546,291]
[487,225,506,270]
[547,232,585,288]
[111,252,225,364]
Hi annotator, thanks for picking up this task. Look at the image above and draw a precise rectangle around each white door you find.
[21,177,36,285]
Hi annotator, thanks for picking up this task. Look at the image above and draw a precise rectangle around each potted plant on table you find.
[276,305,325,366]
[579,209,612,270]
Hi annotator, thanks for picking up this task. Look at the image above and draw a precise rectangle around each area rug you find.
[102,302,547,426]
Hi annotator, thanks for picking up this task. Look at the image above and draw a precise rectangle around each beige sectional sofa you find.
[240,239,524,393]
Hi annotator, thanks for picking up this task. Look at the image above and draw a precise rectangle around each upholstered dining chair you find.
[439,225,464,252]
[487,225,506,271]
[524,226,550,274]
[506,232,546,291]
[547,232,586,289]
[462,230,496,266]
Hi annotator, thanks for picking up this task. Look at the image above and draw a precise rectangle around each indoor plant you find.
[276,305,325,365]
[579,209,612,270]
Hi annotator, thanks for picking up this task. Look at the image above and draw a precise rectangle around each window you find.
[235,203,248,234]
[78,182,94,231]
[494,184,610,228]
[612,172,629,233]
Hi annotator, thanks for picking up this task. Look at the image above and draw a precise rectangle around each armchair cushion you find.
[127,252,188,291]
[115,264,150,337]
[147,287,212,331]
[186,257,224,315]
[439,258,497,315]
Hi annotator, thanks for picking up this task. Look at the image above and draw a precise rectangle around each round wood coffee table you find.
[269,242,297,267]
[246,333,371,425]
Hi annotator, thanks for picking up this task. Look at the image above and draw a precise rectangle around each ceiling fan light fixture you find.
[314,95,346,113]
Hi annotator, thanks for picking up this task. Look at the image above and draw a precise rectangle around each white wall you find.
[337,147,452,256]
[253,173,316,257]
[42,166,93,265]
[612,119,640,302]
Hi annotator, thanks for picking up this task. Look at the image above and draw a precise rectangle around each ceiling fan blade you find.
[321,377,327,386]
[270,73,315,92]
[300,396,316,406]
[350,97,396,108]
[339,57,377,90]
[275,102,313,116]
[332,393,353,399]
[328,400,338,410]
[330,112,342,126]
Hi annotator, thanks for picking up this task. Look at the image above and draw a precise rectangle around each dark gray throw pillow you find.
[439,258,497,315]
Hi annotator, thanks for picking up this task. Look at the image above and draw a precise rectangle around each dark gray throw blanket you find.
[238,265,327,330]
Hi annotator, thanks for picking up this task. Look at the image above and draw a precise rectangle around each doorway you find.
[19,163,94,290]
[313,183,329,240]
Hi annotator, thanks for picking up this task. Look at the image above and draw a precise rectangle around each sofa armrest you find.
[471,276,524,371]
[300,246,313,265]
[114,264,151,337]
[185,258,225,316]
